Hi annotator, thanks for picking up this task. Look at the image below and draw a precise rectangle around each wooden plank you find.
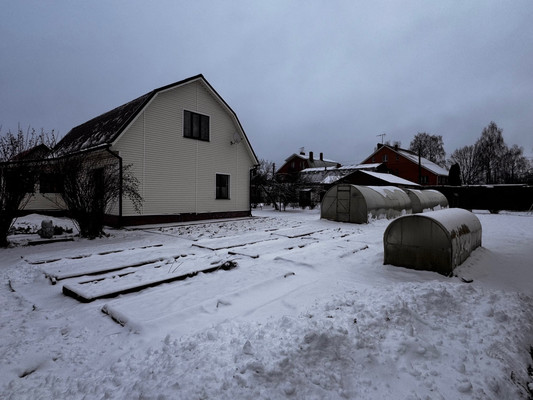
[192,233,277,250]
[63,260,237,303]
[39,246,186,282]
[271,227,325,238]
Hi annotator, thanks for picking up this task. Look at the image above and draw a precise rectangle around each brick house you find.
[360,143,448,185]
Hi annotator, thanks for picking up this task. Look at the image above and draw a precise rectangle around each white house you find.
[27,74,258,225]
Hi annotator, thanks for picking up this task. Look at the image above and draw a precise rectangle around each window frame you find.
[183,109,210,141]
[216,173,230,200]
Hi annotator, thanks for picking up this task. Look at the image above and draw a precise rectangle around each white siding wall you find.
[113,80,255,217]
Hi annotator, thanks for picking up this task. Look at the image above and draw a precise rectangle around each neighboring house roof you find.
[359,170,420,186]
[9,143,51,161]
[395,148,449,176]
[54,74,258,164]
[339,163,383,171]
[300,165,419,187]
[364,144,448,176]
[301,163,383,181]
[300,167,351,184]
[281,153,338,170]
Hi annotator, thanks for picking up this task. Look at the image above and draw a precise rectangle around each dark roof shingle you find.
[55,91,153,155]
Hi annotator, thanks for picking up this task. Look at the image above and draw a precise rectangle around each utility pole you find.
[377,133,386,144]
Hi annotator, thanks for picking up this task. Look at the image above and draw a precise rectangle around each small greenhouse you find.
[383,208,482,275]
[320,184,412,224]
[406,189,449,213]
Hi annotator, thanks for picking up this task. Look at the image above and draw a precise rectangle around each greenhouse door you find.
[336,186,351,222]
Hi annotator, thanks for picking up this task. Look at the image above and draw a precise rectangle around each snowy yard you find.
[1,208,532,399]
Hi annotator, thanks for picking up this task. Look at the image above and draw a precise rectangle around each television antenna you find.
[377,133,386,144]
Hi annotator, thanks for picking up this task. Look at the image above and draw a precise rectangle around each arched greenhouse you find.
[383,208,482,275]
[320,184,412,224]
[405,189,449,213]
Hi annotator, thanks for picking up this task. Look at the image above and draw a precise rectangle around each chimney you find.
[320,152,323,161]
[309,151,314,162]
[394,144,398,151]
[377,143,383,149]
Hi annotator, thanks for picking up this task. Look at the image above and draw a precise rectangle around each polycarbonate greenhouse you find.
[320,184,412,224]
[383,208,482,275]
[406,189,449,213]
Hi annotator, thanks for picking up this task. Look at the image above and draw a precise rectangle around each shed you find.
[406,189,448,213]
[383,208,482,275]
[321,184,412,224]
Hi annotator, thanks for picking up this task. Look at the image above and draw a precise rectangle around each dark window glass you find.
[216,174,230,199]
[184,110,209,141]
[5,170,35,193]
[40,173,64,193]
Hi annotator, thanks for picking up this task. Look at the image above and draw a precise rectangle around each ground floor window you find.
[216,174,230,199]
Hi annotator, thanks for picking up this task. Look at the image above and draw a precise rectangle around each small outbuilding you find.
[406,189,448,213]
[321,184,412,224]
[383,208,482,275]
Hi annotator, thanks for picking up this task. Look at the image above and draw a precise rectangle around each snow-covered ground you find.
[1,208,532,399]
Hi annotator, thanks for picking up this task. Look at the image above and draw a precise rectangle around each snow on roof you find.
[396,149,449,176]
[55,91,155,155]
[283,153,338,167]
[360,170,420,186]
[341,163,382,170]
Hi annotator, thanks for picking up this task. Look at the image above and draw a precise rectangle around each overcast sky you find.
[2,1,532,166]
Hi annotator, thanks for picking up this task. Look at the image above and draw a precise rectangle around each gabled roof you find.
[300,166,419,187]
[281,152,339,170]
[55,74,258,163]
[301,163,384,185]
[55,91,153,155]
[395,148,448,176]
[364,144,448,176]
[10,143,51,161]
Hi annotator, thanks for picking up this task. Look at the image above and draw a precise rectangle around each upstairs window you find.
[382,154,388,162]
[184,110,209,141]
[216,174,230,199]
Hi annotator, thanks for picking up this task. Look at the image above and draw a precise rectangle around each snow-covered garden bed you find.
[1,207,532,399]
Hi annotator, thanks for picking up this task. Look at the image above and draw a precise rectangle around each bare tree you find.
[251,159,280,210]
[409,133,446,167]
[0,127,56,246]
[252,159,314,211]
[50,150,142,238]
[449,144,483,185]
[449,122,530,185]
[475,122,506,184]
[500,144,529,183]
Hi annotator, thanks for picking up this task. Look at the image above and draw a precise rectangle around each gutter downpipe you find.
[105,147,123,227]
